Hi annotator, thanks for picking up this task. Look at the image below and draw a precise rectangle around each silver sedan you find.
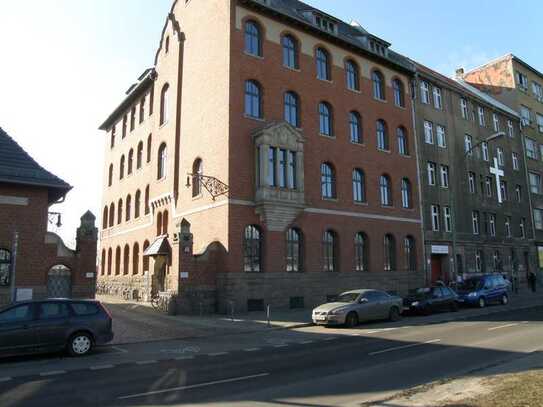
[312,289,403,327]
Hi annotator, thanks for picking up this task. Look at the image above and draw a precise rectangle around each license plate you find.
[315,316,326,321]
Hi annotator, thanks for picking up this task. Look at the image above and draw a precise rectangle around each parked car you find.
[456,274,510,308]
[312,289,403,327]
[0,299,113,358]
[403,286,459,315]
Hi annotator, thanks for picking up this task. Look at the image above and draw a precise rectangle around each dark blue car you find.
[456,274,510,308]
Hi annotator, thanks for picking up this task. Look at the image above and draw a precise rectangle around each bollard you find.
[267,304,271,328]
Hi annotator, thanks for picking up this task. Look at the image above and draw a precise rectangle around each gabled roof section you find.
[241,0,414,74]
[0,127,72,202]
[465,53,543,80]
[454,79,519,118]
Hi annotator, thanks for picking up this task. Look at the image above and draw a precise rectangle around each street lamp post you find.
[464,131,506,157]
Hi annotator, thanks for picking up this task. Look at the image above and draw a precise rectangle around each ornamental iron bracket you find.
[186,173,229,200]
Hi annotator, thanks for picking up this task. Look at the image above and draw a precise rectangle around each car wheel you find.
[478,297,486,308]
[450,301,459,312]
[389,307,401,321]
[345,312,359,328]
[68,332,93,357]
[501,294,509,305]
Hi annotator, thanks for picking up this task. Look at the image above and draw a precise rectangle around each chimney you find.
[455,68,465,80]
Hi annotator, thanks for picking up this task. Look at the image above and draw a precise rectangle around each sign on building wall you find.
[537,246,543,269]
[431,245,449,255]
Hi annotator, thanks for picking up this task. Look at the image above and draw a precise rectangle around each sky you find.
[0,0,541,247]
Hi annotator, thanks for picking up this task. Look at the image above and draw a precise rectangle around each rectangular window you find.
[460,98,468,119]
[505,217,512,237]
[508,120,514,138]
[500,181,508,201]
[427,162,436,186]
[489,214,496,237]
[267,147,276,187]
[420,81,430,104]
[436,125,446,148]
[521,105,532,126]
[424,121,434,144]
[440,165,449,188]
[444,206,452,232]
[497,147,504,166]
[517,71,529,90]
[534,209,543,230]
[512,153,519,170]
[468,172,476,193]
[537,114,543,133]
[478,106,485,126]
[533,82,543,102]
[529,172,541,194]
[516,185,522,202]
[520,218,526,239]
[278,149,287,188]
[492,113,500,132]
[472,211,480,235]
[433,87,442,109]
[481,141,489,161]
[485,177,492,197]
[464,134,473,155]
[287,151,297,189]
[526,138,538,159]
[431,205,440,231]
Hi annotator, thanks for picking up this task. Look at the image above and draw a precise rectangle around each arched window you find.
[128,149,134,175]
[110,126,115,149]
[401,178,412,209]
[322,230,337,272]
[354,232,368,272]
[165,36,170,53]
[157,143,167,180]
[143,240,150,273]
[284,91,299,127]
[393,79,405,107]
[102,206,109,230]
[243,225,262,272]
[345,59,359,91]
[282,34,298,69]
[101,250,106,276]
[137,142,143,169]
[156,212,163,236]
[244,80,262,118]
[316,48,330,80]
[160,84,169,125]
[146,134,152,163]
[397,126,408,156]
[372,70,385,100]
[0,249,11,287]
[133,243,140,275]
[117,199,123,224]
[134,190,141,218]
[321,162,336,199]
[108,164,113,187]
[376,119,388,150]
[109,203,115,227]
[123,245,130,275]
[380,175,392,206]
[119,155,125,180]
[162,210,169,235]
[349,111,362,144]
[144,185,150,215]
[352,168,365,202]
[107,248,112,275]
[244,20,262,57]
[125,195,132,221]
[286,228,303,272]
[192,158,203,197]
[404,236,416,271]
[384,234,396,271]
[319,102,332,136]
[115,246,121,275]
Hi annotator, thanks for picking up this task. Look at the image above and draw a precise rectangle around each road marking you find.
[90,364,115,370]
[488,323,519,331]
[299,340,314,344]
[175,356,195,360]
[112,346,128,353]
[39,370,66,377]
[0,377,12,383]
[136,360,157,365]
[208,352,228,357]
[273,344,288,348]
[118,373,270,400]
[323,337,337,341]
[243,348,260,352]
[369,339,441,356]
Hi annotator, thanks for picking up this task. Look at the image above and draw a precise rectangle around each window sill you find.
[244,51,264,60]
[192,194,203,201]
[322,197,338,202]
[319,133,335,139]
[317,77,333,84]
[377,148,391,154]
[244,114,265,122]
[354,201,368,206]
[380,205,395,209]
[282,65,300,73]
[395,104,407,110]
[399,154,411,158]
[347,88,361,94]
[373,97,387,104]
[350,141,365,147]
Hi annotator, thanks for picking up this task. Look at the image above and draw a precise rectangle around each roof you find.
[241,0,414,74]
[465,53,543,81]
[0,127,71,203]
[143,235,171,257]
[98,68,156,131]
[413,61,519,119]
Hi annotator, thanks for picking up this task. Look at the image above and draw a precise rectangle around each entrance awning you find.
[143,235,171,257]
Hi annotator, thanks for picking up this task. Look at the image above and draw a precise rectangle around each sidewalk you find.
[97,288,543,345]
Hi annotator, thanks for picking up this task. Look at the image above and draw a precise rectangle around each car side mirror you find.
[359,298,368,304]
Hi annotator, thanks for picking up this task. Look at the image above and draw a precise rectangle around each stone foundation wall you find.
[216,271,425,314]
[96,275,151,301]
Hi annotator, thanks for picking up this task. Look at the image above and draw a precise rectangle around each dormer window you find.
[369,40,388,56]
[314,14,337,34]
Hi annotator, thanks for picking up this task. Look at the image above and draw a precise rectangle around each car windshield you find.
[335,293,360,303]
[460,279,483,291]
[408,287,431,299]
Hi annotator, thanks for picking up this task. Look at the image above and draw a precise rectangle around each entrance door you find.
[431,256,442,284]
[47,265,72,298]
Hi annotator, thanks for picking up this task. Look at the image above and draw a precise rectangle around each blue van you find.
[457,274,510,308]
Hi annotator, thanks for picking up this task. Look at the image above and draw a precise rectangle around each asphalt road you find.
[0,305,541,407]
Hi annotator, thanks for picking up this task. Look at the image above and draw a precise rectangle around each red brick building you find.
[97,0,425,313]
[0,128,97,305]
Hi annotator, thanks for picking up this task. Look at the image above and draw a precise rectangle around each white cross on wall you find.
[490,157,504,204]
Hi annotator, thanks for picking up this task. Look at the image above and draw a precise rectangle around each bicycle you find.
[150,293,169,312]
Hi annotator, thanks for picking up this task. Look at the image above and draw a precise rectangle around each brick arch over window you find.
[372,69,386,100]
[281,33,299,69]
[157,143,167,180]
[160,84,170,125]
[244,19,263,57]
[345,58,360,91]
[392,77,405,107]
[133,243,140,275]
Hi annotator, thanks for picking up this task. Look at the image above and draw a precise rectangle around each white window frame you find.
[424,121,434,144]
[512,153,519,170]
[444,206,452,233]
[492,113,500,132]
[478,106,485,126]
[436,125,446,148]
[460,98,468,119]
[433,87,442,109]
[420,81,430,104]
[482,141,489,161]
[507,120,514,138]
[431,205,440,231]
[534,209,543,230]
[497,147,504,166]
[505,217,511,237]
[537,113,543,133]
[489,214,496,237]
[440,165,449,188]
[464,134,473,155]
[529,172,541,194]
[472,211,480,235]
[468,172,476,193]
[427,162,436,186]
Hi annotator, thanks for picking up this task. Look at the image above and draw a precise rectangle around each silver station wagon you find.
[312,289,403,327]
